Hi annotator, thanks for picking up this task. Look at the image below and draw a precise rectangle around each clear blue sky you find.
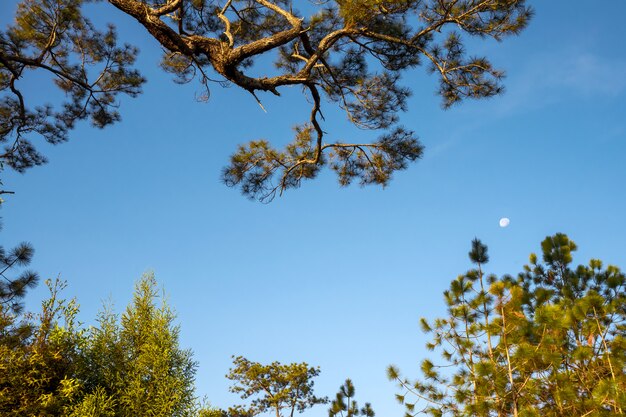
[2,1,626,416]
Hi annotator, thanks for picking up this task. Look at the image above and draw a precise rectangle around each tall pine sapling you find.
[329,379,375,417]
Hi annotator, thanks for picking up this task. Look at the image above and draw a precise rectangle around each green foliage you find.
[226,356,328,417]
[0,0,143,180]
[198,404,227,417]
[1,0,532,201]
[225,358,376,417]
[78,272,198,417]
[389,234,626,416]
[328,379,375,417]
[66,387,117,417]
[1,241,38,316]
[0,272,206,416]
[0,277,85,416]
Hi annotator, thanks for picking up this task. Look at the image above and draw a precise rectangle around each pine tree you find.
[226,356,328,417]
[328,379,375,417]
[1,0,532,201]
[388,234,626,416]
[226,358,376,417]
[0,241,38,317]
[0,239,39,365]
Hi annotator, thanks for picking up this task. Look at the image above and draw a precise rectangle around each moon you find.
[499,217,510,228]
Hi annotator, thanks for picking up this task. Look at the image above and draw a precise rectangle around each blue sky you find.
[2,1,626,416]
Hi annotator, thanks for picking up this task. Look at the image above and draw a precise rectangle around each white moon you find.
[499,218,510,228]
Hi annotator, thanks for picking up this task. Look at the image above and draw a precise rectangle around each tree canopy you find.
[226,356,328,417]
[226,358,374,417]
[1,0,532,201]
[2,272,377,416]
[388,234,626,416]
[0,273,214,416]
